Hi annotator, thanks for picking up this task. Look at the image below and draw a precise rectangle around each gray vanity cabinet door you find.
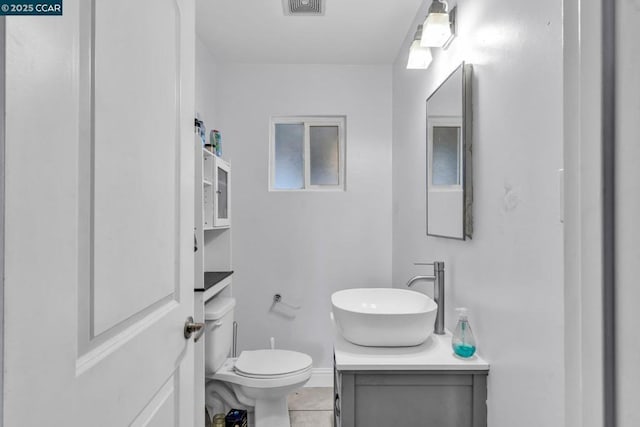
[355,374,472,427]
[334,367,488,427]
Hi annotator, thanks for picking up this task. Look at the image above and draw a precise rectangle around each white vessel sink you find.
[331,288,438,347]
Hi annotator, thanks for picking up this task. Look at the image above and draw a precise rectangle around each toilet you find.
[204,296,312,427]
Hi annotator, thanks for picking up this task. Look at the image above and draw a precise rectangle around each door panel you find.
[130,374,177,427]
[91,0,181,336]
[3,0,195,425]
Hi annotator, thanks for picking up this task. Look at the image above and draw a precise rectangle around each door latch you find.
[184,316,205,342]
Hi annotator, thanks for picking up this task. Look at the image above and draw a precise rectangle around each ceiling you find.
[195,0,424,64]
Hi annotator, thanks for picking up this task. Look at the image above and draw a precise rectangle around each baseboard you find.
[304,368,333,388]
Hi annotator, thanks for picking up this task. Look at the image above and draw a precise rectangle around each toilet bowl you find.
[210,350,312,426]
[204,297,313,427]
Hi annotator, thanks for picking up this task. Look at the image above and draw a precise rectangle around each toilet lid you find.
[234,350,312,378]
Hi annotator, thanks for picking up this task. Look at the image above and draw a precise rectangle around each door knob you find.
[184,316,205,342]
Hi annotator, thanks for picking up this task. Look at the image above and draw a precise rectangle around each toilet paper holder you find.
[273,294,301,310]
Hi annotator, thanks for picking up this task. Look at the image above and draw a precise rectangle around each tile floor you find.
[288,387,334,427]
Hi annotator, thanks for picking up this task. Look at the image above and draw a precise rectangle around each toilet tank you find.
[204,296,236,375]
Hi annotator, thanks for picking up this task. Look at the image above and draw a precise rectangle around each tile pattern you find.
[288,387,334,427]
[290,410,334,427]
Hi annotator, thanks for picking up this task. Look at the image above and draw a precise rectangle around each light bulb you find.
[420,13,452,47]
[406,40,433,69]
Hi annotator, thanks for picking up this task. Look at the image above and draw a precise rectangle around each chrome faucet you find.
[406,262,445,335]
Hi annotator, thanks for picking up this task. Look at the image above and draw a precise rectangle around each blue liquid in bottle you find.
[453,342,476,358]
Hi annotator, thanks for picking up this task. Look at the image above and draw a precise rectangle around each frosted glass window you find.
[309,126,339,185]
[432,126,460,186]
[270,117,345,191]
[274,123,304,189]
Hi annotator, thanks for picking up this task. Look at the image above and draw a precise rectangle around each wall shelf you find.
[193,131,233,426]
[194,132,233,280]
[196,271,234,301]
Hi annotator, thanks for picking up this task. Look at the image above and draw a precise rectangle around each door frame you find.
[563,0,617,426]
[563,0,602,426]
[0,15,6,427]
[601,0,616,425]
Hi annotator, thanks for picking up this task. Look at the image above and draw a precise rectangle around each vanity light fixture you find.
[406,25,433,69]
[420,0,456,48]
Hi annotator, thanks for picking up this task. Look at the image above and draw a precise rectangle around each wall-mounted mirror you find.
[426,62,473,240]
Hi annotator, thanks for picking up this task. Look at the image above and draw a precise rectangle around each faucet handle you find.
[414,261,445,270]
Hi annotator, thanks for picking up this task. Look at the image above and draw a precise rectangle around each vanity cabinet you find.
[333,332,489,427]
[333,365,488,427]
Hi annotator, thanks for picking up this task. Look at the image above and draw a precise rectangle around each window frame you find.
[269,116,346,192]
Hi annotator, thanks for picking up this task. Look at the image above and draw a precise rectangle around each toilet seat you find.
[211,357,312,389]
[234,350,312,379]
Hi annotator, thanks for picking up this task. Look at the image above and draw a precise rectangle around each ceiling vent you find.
[283,0,324,16]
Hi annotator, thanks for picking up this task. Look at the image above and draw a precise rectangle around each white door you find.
[3,0,195,425]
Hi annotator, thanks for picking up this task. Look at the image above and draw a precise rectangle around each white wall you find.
[392,1,564,426]
[216,64,393,369]
[195,36,233,271]
[195,35,218,129]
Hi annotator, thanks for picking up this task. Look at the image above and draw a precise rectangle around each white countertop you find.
[334,330,489,371]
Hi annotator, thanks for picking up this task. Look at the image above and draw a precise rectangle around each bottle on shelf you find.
[195,113,206,147]
[213,129,222,157]
[200,121,206,147]
[205,129,216,153]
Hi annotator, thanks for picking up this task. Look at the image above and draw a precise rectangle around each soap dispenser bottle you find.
[452,308,476,358]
